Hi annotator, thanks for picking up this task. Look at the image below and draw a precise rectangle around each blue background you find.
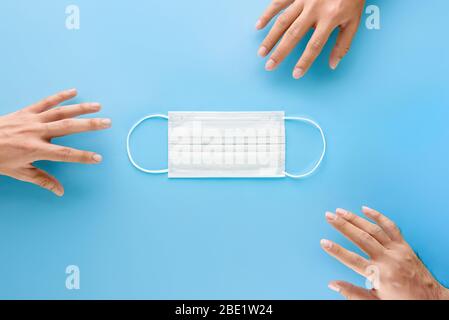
[0,0,448,299]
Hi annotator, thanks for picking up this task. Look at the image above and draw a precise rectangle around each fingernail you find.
[66,88,77,94]
[336,208,349,218]
[258,46,268,57]
[328,283,341,293]
[255,19,263,30]
[362,206,377,216]
[330,57,341,70]
[93,154,103,163]
[320,239,333,249]
[101,118,112,127]
[265,59,276,71]
[293,67,304,79]
[55,188,64,197]
[325,212,336,221]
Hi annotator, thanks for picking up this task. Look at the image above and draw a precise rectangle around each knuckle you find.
[276,14,290,28]
[371,225,383,236]
[38,178,54,190]
[269,54,279,64]
[60,119,73,128]
[335,43,350,56]
[260,15,269,24]
[305,0,318,10]
[353,256,366,269]
[17,124,39,135]
[17,140,38,154]
[331,244,340,254]
[335,216,347,226]
[386,221,398,232]
[299,56,312,67]
[42,98,52,106]
[310,37,325,51]
[286,25,301,38]
[261,38,271,48]
[51,108,66,120]
[80,151,92,162]
[404,253,415,263]
[344,212,355,222]
[43,122,53,135]
[79,103,90,112]
[272,0,286,9]
[20,143,31,153]
[324,3,342,21]
[341,288,353,300]
[59,147,73,161]
[358,231,372,243]
[42,123,51,135]
[89,118,99,128]
[48,97,59,106]
[328,11,340,22]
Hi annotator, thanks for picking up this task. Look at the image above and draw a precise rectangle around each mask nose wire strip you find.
[283,116,326,179]
[126,114,169,174]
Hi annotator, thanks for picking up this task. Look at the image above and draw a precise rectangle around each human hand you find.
[321,206,449,300]
[0,89,111,196]
[256,0,365,78]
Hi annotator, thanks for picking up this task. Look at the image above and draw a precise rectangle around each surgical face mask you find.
[127,111,326,179]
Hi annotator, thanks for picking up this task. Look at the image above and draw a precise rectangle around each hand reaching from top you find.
[256,0,365,78]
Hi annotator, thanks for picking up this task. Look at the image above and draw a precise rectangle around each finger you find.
[15,167,64,196]
[44,118,112,138]
[329,281,378,300]
[329,22,359,70]
[292,24,334,79]
[335,208,391,245]
[325,212,384,257]
[265,15,313,71]
[40,103,101,122]
[258,1,304,57]
[320,239,370,277]
[42,144,103,164]
[26,89,78,113]
[255,0,295,30]
[362,206,403,242]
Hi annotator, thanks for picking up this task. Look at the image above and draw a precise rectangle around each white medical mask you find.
[127,112,326,179]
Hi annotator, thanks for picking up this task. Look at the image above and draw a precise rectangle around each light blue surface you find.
[0,0,448,299]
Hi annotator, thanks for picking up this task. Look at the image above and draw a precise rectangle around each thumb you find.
[15,167,64,196]
[329,281,378,300]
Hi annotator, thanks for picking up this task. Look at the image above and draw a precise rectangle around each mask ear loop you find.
[126,114,169,174]
[283,116,326,179]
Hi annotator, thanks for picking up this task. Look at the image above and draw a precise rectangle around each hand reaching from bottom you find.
[321,206,449,300]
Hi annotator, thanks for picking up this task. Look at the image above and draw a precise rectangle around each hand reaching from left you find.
[0,89,111,196]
